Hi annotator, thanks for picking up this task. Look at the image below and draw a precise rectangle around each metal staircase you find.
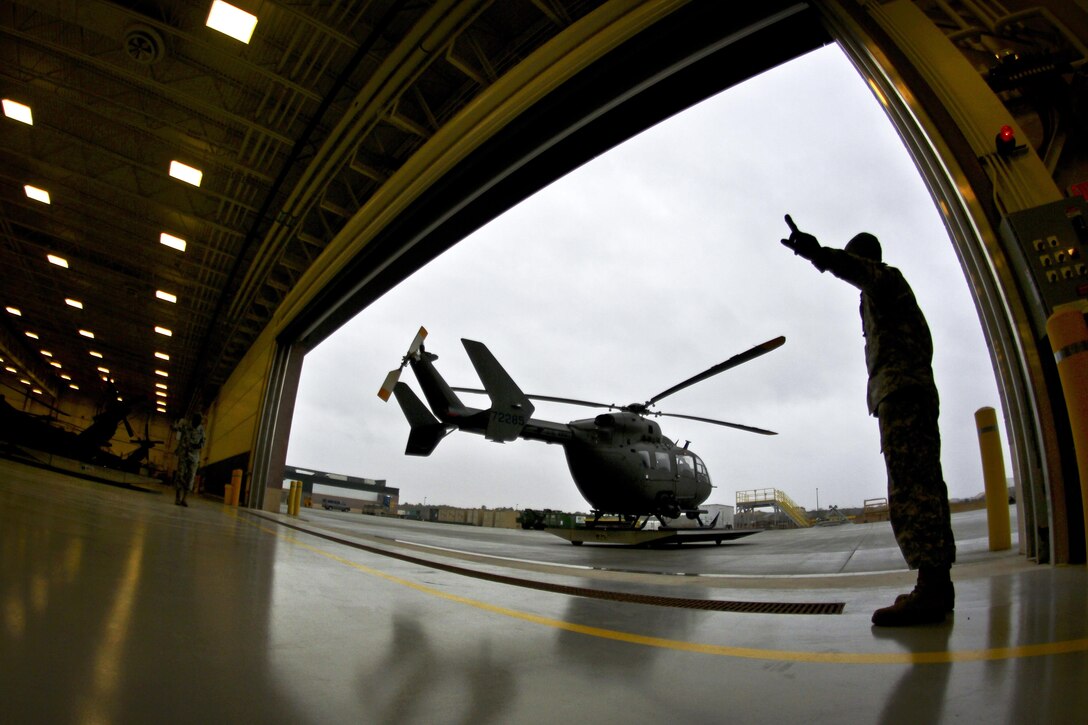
[735,488,812,528]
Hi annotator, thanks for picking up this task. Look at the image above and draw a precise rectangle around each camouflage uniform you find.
[805,245,956,571]
[173,417,206,493]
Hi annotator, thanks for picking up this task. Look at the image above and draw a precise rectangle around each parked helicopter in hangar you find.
[378,328,784,522]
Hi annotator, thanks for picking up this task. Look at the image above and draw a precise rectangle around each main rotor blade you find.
[647,335,785,406]
[656,411,777,436]
[451,387,612,410]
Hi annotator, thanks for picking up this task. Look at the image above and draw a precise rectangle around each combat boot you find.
[872,567,953,626]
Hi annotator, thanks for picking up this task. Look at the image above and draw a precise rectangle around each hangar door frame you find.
[248,0,1078,564]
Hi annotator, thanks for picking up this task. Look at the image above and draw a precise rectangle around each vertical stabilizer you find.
[461,339,535,442]
[392,382,452,456]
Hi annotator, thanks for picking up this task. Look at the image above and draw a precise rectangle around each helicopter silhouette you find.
[378,328,784,523]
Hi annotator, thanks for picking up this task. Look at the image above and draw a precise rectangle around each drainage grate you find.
[254,513,845,615]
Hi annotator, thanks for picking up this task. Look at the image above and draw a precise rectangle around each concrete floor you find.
[2,458,1086,724]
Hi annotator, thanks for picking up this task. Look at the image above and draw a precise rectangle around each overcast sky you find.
[286,43,1008,513]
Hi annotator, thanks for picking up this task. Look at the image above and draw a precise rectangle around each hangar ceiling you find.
[0,0,610,418]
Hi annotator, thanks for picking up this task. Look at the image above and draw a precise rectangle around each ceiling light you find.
[25,185,50,204]
[97,367,110,374]
[5,367,17,374]
[168,160,202,187]
[155,290,177,303]
[49,361,61,368]
[155,383,168,390]
[206,1,258,44]
[156,406,166,413]
[89,351,103,359]
[19,379,30,385]
[70,384,80,391]
[160,233,187,252]
[25,331,38,339]
[40,350,52,357]
[60,374,71,381]
[65,298,83,309]
[5,307,21,316]
[155,369,169,378]
[2,99,33,125]
[155,352,170,361]
[47,254,68,268]
[32,388,42,395]
[78,329,95,339]
[155,391,167,398]
[154,326,172,337]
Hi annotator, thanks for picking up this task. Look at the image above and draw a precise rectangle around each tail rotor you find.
[377,326,427,401]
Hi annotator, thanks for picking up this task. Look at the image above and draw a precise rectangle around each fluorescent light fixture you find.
[25,331,38,339]
[155,290,178,303]
[47,254,68,268]
[49,361,61,369]
[154,326,172,337]
[155,383,168,390]
[25,185,50,204]
[89,351,103,358]
[168,160,203,187]
[40,350,52,357]
[155,369,169,378]
[5,307,21,316]
[159,232,187,252]
[32,388,42,395]
[156,406,166,413]
[19,379,30,386]
[155,391,167,398]
[65,298,83,309]
[2,99,33,125]
[4,367,16,374]
[60,374,71,381]
[155,351,170,361]
[71,384,80,391]
[206,1,258,43]
[78,329,95,339]
[97,367,110,374]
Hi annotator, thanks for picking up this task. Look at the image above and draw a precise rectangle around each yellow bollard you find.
[975,407,1011,551]
[1046,308,1088,558]
[288,480,301,516]
[223,483,233,506]
[230,469,243,507]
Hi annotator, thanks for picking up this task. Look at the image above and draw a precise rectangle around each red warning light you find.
[996,125,1019,157]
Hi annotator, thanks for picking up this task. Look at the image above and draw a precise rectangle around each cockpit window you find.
[676,452,695,477]
[638,451,651,469]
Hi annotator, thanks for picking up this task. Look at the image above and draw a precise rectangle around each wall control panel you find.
[1000,196,1088,338]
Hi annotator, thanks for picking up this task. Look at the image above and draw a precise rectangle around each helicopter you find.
[378,327,785,523]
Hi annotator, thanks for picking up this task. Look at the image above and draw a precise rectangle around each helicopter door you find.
[675,452,696,480]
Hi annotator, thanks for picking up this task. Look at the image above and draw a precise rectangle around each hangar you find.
[2,1,1087,721]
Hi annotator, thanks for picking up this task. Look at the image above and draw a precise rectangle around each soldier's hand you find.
[780,214,819,259]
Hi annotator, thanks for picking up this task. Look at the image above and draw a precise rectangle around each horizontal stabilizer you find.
[392,382,452,456]
[461,339,535,442]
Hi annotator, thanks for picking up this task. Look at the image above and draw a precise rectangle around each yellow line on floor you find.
[250,515,1088,665]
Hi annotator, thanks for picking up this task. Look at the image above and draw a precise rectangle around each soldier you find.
[780,214,955,626]
[172,413,206,507]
